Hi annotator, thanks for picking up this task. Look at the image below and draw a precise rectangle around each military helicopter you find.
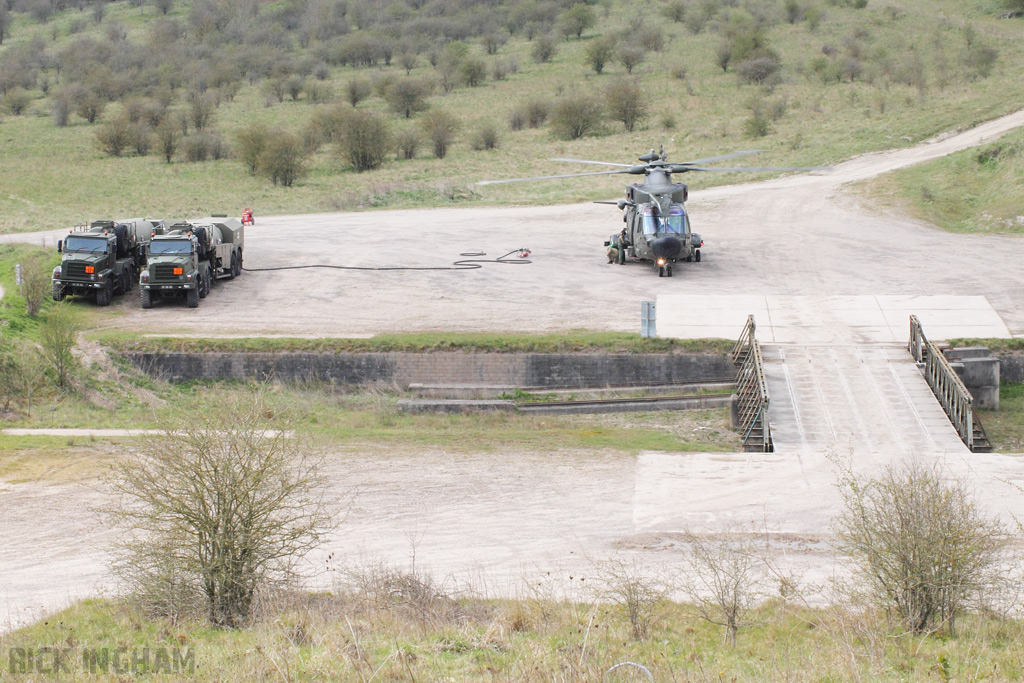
[480,147,821,277]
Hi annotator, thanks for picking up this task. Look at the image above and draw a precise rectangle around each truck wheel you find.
[52,282,65,302]
[96,283,112,306]
[236,250,243,276]
[141,289,152,309]
[187,287,200,308]
[199,272,209,299]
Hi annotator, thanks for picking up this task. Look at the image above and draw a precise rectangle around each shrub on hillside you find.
[605,78,648,132]
[551,95,603,140]
[337,109,391,172]
[420,109,459,159]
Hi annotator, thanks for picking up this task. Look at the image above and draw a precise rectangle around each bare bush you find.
[156,121,178,163]
[385,78,430,119]
[531,34,557,63]
[617,45,645,74]
[835,460,1008,634]
[599,558,666,640]
[235,121,269,174]
[681,528,767,645]
[550,95,603,140]
[95,116,135,157]
[585,36,616,75]
[605,78,648,132]
[337,109,391,172]
[260,131,306,186]
[394,127,419,160]
[3,88,31,115]
[470,121,499,150]
[107,386,332,627]
[420,109,459,159]
[345,77,372,107]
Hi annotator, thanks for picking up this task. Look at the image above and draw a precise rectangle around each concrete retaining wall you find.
[124,351,736,389]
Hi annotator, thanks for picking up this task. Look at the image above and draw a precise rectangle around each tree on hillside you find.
[551,95,603,140]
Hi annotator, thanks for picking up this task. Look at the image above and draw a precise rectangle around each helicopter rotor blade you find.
[477,169,628,185]
[678,149,766,165]
[683,165,829,173]
[550,157,634,168]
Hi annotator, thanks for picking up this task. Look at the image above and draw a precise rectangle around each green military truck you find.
[139,216,244,309]
[51,219,157,306]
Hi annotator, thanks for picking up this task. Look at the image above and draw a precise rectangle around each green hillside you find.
[1,0,1022,231]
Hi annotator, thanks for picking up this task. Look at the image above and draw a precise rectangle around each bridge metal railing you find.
[908,315,974,451]
[733,316,772,453]
[730,315,756,366]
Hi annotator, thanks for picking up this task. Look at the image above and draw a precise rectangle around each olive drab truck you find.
[51,219,157,306]
[139,216,244,309]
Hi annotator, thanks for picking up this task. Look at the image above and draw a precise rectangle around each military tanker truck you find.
[139,216,244,309]
[51,219,158,306]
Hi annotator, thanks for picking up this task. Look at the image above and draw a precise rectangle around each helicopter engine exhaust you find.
[651,236,682,261]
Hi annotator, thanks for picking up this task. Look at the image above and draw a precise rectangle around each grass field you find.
[4,594,1024,681]
[862,126,1024,233]
[0,0,1023,232]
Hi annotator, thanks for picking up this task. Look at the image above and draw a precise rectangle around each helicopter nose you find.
[651,236,682,260]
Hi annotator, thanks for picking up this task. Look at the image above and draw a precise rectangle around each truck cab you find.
[140,229,207,309]
[52,219,151,306]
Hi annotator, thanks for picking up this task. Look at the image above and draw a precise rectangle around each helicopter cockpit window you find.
[642,206,686,236]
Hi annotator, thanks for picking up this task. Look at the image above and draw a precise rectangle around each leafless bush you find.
[18,251,52,317]
[337,109,391,171]
[107,386,332,627]
[835,459,1008,634]
[344,562,464,627]
[345,77,372,107]
[420,108,459,159]
[260,130,306,186]
[394,127,419,160]
[95,116,135,157]
[605,78,648,132]
[470,121,499,150]
[156,121,178,163]
[681,528,768,645]
[3,88,30,115]
[598,558,666,640]
[617,45,645,74]
[385,78,430,119]
[531,34,557,63]
[584,35,616,75]
[235,121,269,174]
[550,95,603,140]
[525,97,550,128]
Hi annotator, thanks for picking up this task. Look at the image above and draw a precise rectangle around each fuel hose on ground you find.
[242,249,532,272]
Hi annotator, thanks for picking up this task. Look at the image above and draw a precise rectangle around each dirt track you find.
[2,110,1024,631]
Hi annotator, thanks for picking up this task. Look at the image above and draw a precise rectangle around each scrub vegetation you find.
[0,0,1022,231]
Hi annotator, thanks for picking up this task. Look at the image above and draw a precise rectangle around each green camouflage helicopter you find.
[481,148,821,277]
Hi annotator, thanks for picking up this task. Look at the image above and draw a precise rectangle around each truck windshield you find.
[65,236,108,253]
[150,240,191,255]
